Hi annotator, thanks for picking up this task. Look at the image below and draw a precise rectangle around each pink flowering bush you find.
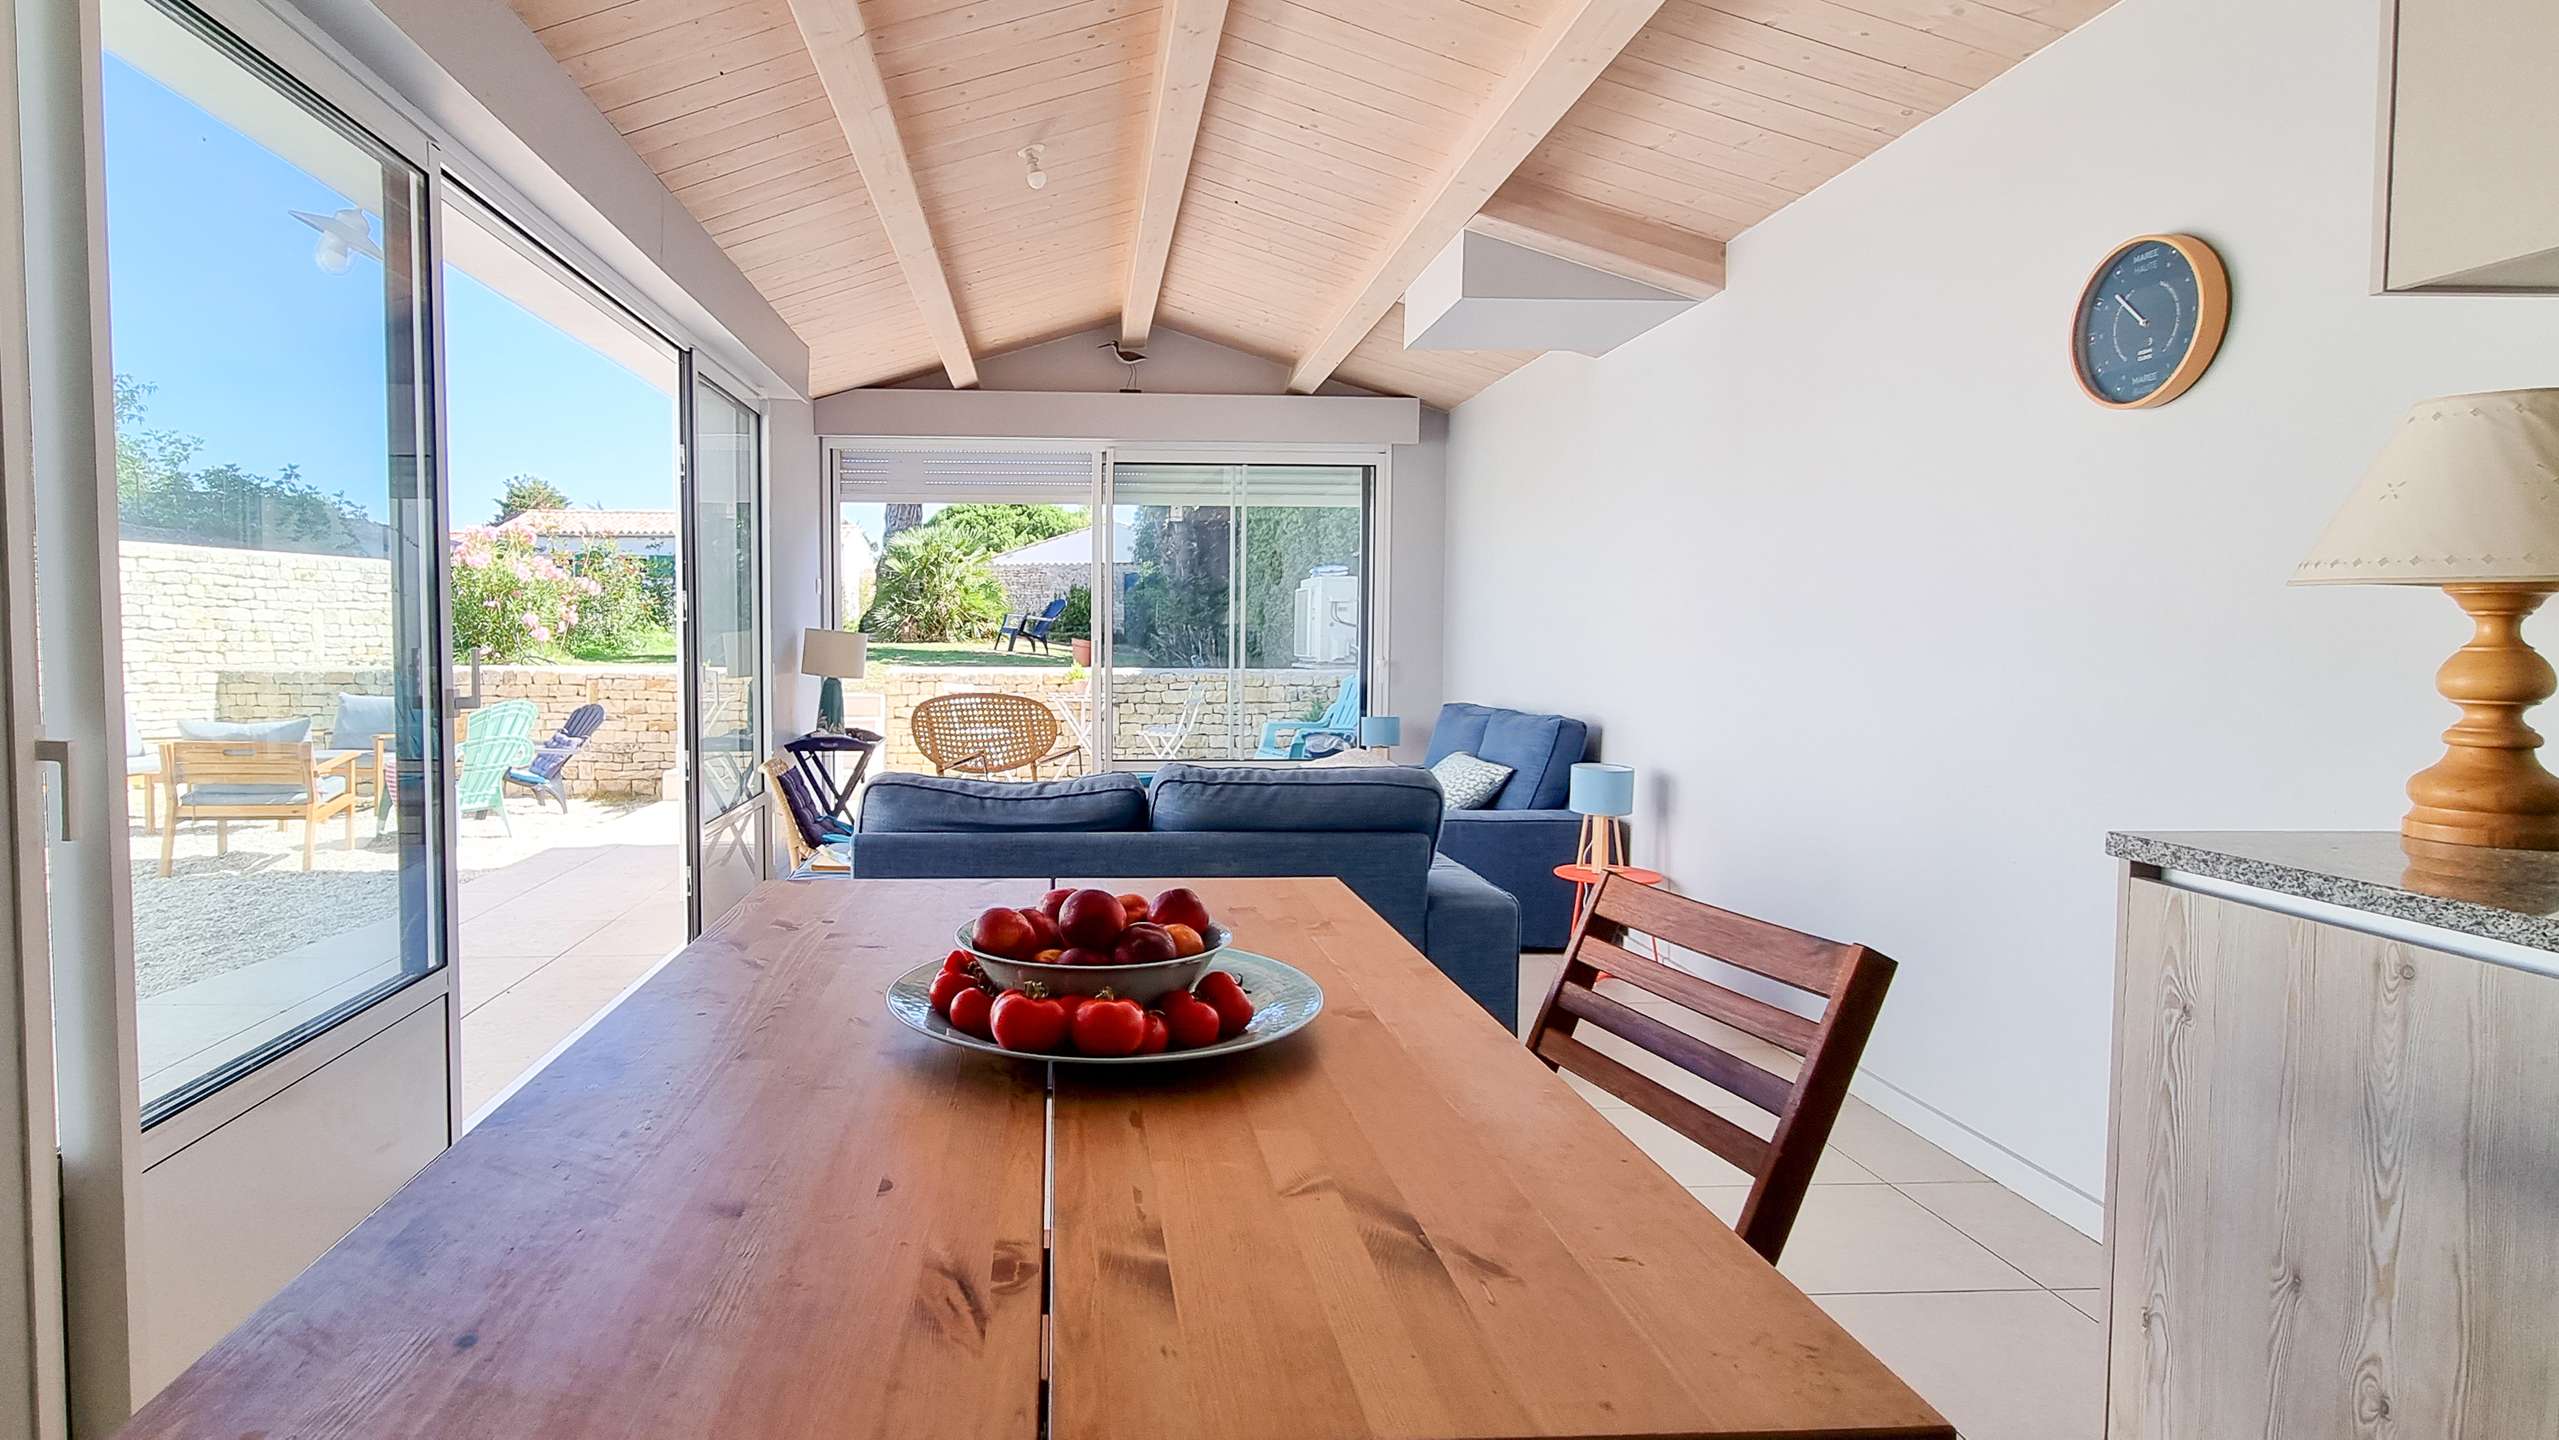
[450,526,586,662]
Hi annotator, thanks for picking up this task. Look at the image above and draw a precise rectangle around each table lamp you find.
[1358,714,1401,753]
[800,628,867,734]
[2294,388,2559,849]
[1568,762,1635,871]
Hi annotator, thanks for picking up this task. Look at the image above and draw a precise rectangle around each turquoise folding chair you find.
[1255,674,1361,759]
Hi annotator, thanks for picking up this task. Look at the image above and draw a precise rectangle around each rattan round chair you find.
[910,691,1081,778]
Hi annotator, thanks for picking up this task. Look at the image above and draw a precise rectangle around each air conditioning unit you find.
[1293,569,1360,664]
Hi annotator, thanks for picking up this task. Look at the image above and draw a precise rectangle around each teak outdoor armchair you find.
[159,739,361,874]
[1525,873,1896,1264]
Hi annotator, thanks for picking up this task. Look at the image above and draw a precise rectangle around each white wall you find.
[1441,0,2559,1230]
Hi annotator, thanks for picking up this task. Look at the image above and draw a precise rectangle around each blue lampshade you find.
[1568,762,1635,817]
[1359,714,1402,748]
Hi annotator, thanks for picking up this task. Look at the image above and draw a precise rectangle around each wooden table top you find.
[118,876,1949,1440]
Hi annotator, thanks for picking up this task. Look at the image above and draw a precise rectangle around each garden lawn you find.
[870,642,1073,669]
[563,626,678,664]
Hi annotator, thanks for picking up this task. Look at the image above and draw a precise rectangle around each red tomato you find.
[947,985,996,1040]
[990,989,1069,1053]
[939,949,975,978]
[1136,1010,1170,1055]
[1070,996,1147,1057]
[1162,990,1222,1050]
[929,970,975,1017]
[1196,971,1254,1040]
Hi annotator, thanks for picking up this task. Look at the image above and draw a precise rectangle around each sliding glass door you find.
[1103,463,1371,764]
[688,373,764,927]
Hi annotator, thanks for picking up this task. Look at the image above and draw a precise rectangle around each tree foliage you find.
[860,528,1003,642]
[113,375,385,556]
[494,474,570,522]
[1117,505,1360,667]
[916,502,1085,556]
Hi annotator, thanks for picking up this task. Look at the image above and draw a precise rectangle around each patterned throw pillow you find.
[1430,750,1514,810]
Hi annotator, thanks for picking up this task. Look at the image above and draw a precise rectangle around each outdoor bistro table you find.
[117,877,1951,1440]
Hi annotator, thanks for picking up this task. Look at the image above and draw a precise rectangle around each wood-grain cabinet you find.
[2378,0,2559,291]
[2107,875,2559,1437]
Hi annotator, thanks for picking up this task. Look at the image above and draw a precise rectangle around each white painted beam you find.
[1404,230,1694,355]
[785,0,979,389]
[1284,0,1668,394]
[1122,0,1230,351]
[1469,183,1725,299]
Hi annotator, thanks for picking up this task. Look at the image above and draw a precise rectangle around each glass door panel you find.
[1237,466,1367,758]
[100,0,446,1119]
[1108,466,1238,763]
[689,377,763,925]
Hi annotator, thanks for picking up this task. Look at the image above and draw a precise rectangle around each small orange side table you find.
[1554,862,1667,961]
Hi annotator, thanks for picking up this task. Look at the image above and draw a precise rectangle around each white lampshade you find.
[2294,389,2559,586]
[800,628,867,679]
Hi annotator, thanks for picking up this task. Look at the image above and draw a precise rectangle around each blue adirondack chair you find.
[995,596,1067,656]
[507,702,607,812]
[1255,674,1362,759]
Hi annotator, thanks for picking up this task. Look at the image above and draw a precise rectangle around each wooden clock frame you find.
[2072,233,2230,410]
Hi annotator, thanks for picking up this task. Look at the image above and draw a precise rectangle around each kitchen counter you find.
[2104,828,2559,955]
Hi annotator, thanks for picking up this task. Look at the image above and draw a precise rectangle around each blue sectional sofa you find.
[1424,703,1592,950]
[850,764,1522,1024]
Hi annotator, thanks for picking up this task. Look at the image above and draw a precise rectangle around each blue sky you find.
[100,53,676,528]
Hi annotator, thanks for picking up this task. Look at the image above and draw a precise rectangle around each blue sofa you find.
[850,765,1522,1024]
[1424,703,1591,950]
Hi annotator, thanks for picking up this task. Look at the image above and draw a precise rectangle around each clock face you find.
[2074,238,2221,407]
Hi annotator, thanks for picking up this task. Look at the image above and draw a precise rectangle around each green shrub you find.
[860,528,1003,642]
[450,527,579,663]
[562,548,657,653]
[1055,584,1092,639]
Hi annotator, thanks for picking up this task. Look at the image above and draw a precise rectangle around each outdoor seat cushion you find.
[1149,764,1442,839]
[858,771,1147,833]
[178,716,312,745]
[1425,704,1588,810]
[182,776,347,806]
[331,692,397,750]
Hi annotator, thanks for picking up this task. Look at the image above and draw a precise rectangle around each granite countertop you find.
[2106,830,2559,954]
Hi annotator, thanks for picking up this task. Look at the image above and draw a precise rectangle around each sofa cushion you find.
[184,776,346,806]
[178,717,312,744]
[1429,751,1512,810]
[1476,710,1586,810]
[1150,764,1442,838]
[858,772,1147,833]
[332,692,397,750]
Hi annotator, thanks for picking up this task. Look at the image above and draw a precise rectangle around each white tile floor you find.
[1518,954,2107,1440]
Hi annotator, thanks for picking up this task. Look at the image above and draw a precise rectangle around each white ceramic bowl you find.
[956,921,1232,1005]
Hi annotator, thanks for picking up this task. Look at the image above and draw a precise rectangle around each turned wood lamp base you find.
[2403,584,2559,851]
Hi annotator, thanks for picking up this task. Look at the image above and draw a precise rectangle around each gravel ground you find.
[131,795,676,997]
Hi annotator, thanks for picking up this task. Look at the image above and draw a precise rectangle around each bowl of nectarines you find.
[958,886,1229,1004]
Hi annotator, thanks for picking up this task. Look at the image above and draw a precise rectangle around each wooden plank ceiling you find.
[510,0,2112,407]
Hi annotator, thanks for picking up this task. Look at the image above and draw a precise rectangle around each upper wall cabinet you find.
[2378,0,2559,291]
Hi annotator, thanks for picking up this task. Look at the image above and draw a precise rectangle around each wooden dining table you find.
[117,876,1951,1440]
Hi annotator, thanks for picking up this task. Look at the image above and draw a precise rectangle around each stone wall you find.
[119,540,683,797]
[992,562,1085,618]
[191,665,681,797]
[856,665,1352,774]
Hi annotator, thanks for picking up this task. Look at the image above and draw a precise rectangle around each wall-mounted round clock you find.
[2072,234,2229,409]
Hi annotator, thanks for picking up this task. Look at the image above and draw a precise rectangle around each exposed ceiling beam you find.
[1284,0,1667,395]
[1469,184,1725,300]
[785,0,979,388]
[1121,0,1230,351]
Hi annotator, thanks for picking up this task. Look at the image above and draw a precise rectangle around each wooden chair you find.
[159,740,362,875]
[911,691,1082,778]
[1525,873,1896,1264]
[763,755,821,870]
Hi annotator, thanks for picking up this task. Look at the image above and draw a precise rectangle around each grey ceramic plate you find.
[886,949,1324,1065]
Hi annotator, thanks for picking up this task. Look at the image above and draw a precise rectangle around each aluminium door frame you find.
[1095,444,1392,769]
[685,357,770,924]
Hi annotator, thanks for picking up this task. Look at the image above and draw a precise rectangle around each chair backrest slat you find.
[1590,881,1847,996]
[1534,1027,1773,1175]
[1553,984,1795,1117]
[1574,933,1820,1056]
[763,755,822,868]
[1529,872,1897,1264]
[167,741,315,788]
